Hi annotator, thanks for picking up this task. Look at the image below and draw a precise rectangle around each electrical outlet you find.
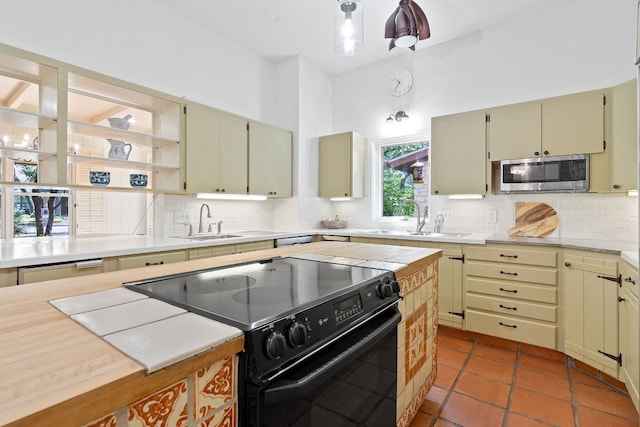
[174,210,191,224]
[487,209,498,224]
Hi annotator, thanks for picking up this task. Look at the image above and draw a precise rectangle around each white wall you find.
[327,0,639,242]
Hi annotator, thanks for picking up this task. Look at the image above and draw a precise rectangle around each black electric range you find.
[125,256,401,426]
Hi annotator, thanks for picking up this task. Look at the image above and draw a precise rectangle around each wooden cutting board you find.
[507,202,558,237]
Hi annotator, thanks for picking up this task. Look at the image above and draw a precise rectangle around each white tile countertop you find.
[0,228,637,269]
[50,288,242,373]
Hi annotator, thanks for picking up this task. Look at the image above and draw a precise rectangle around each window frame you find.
[371,133,431,226]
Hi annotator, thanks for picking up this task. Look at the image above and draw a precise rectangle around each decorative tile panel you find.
[198,403,236,427]
[194,356,236,419]
[83,413,117,427]
[127,380,189,427]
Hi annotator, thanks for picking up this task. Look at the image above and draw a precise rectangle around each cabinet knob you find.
[564,261,571,267]
[534,151,540,156]
[543,150,549,155]
[434,190,439,194]
[612,184,620,189]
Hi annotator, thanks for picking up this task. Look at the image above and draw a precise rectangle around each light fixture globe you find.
[335,0,364,56]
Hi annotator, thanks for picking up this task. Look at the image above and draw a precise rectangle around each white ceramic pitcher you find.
[107,139,132,160]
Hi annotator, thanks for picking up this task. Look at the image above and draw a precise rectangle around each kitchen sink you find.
[357,229,470,238]
[175,234,241,241]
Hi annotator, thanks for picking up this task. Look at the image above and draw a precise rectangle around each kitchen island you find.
[0,241,441,427]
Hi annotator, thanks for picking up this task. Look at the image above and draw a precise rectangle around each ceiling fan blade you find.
[385,6,400,38]
[409,1,431,40]
[388,39,396,51]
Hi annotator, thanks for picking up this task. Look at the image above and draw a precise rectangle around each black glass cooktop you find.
[124,257,390,330]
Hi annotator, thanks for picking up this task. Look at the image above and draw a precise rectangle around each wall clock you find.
[388,69,413,96]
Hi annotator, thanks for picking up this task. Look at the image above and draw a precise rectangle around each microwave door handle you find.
[263,309,401,405]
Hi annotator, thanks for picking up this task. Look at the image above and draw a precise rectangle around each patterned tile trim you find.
[127,380,189,427]
[194,356,235,420]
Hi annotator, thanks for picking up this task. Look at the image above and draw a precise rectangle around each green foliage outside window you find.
[382,143,428,217]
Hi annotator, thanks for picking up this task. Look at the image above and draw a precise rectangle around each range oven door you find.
[243,305,400,427]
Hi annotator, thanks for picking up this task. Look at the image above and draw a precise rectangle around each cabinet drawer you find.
[0,268,17,287]
[235,240,274,253]
[466,261,557,285]
[467,245,557,267]
[188,244,236,260]
[18,260,104,284]
[466,276,557,304]
[466,309,556,349]
[117,251,186,270]
[467,293,557,322]
[621,261,638,298]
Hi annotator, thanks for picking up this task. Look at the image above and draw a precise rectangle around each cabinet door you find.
[185,103,220,193]
[619,283,639,412]
[319,132,358,198]
[610,79,638,192]
[218,112,248,194]
[562,252,619,376]
[435,245,464,328]
[248,121,292,197]
[431,110,487,195]
[487,102,541,160]
[542,90,606,156]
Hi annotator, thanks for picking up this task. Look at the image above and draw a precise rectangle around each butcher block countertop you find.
[0,242,441,427]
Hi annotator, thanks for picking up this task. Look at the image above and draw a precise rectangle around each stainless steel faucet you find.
[434,213,445,233]
[396,199,426,233]
[198,203,212,233]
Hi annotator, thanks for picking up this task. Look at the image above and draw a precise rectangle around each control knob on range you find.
[287,322,308,348]
[377,276,400,299]
[264,331,287,360]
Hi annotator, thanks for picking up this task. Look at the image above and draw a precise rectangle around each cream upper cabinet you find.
[319,132,365,198]
[487,101,541,161]
[562,250,620,377]
[248,121,292,198]
[185,103,247,194]
[541,89,606,156]
[610,80,637,192]
[431,110,487,195]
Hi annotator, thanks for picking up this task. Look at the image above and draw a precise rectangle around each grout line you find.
[567,358,581,427]
[501,342,521,427]
[429,335,477,427]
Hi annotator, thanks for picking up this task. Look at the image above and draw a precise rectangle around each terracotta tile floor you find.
[409,326,639,427]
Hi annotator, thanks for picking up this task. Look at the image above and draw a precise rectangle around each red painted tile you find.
[438,325,475,341]
[420,386,448,415]
[515,367,571,401]
[505,413,552,427]
[440,392,506,426]
[477,333,518,351]
[434,364,459,389]
[519,354,568,378]
[520,343,567,362]
[572,368,620,391]
[408,411,434,427]
[438,334,474,353]
[454,372,511,408]
[577,406,640,427]
[510,387,574,426]
[438,346,468,370]
[473,342,517,364]
[464,355,515,384]
[574,382,639,421]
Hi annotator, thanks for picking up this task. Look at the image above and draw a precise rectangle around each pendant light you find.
[335,0,363,56]
[384,0,430,51]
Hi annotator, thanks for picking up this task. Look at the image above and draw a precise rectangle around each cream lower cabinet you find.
[112,250,187,270]
[17,260,105,284]
[188,240,274,260]
[465,244,558,349]
[0,268,17,287]
[562,249,620,377]
[619,261,639,412]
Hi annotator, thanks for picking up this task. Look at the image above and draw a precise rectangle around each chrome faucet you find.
[396,199,427,233]
[198,203,212,233]
[434,214,445,233]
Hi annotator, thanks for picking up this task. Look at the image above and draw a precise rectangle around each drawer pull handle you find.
[499,322,517,329]
[499,287,518,293]
[625,277,636,285]
[145,261,165,266]
[500,270,518,276]
[500,254,518,259]
[499,304,517,311]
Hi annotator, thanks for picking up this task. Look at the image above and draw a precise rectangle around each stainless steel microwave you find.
[500,154,589,193]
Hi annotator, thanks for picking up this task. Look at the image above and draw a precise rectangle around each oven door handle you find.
[263,309,401,405]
